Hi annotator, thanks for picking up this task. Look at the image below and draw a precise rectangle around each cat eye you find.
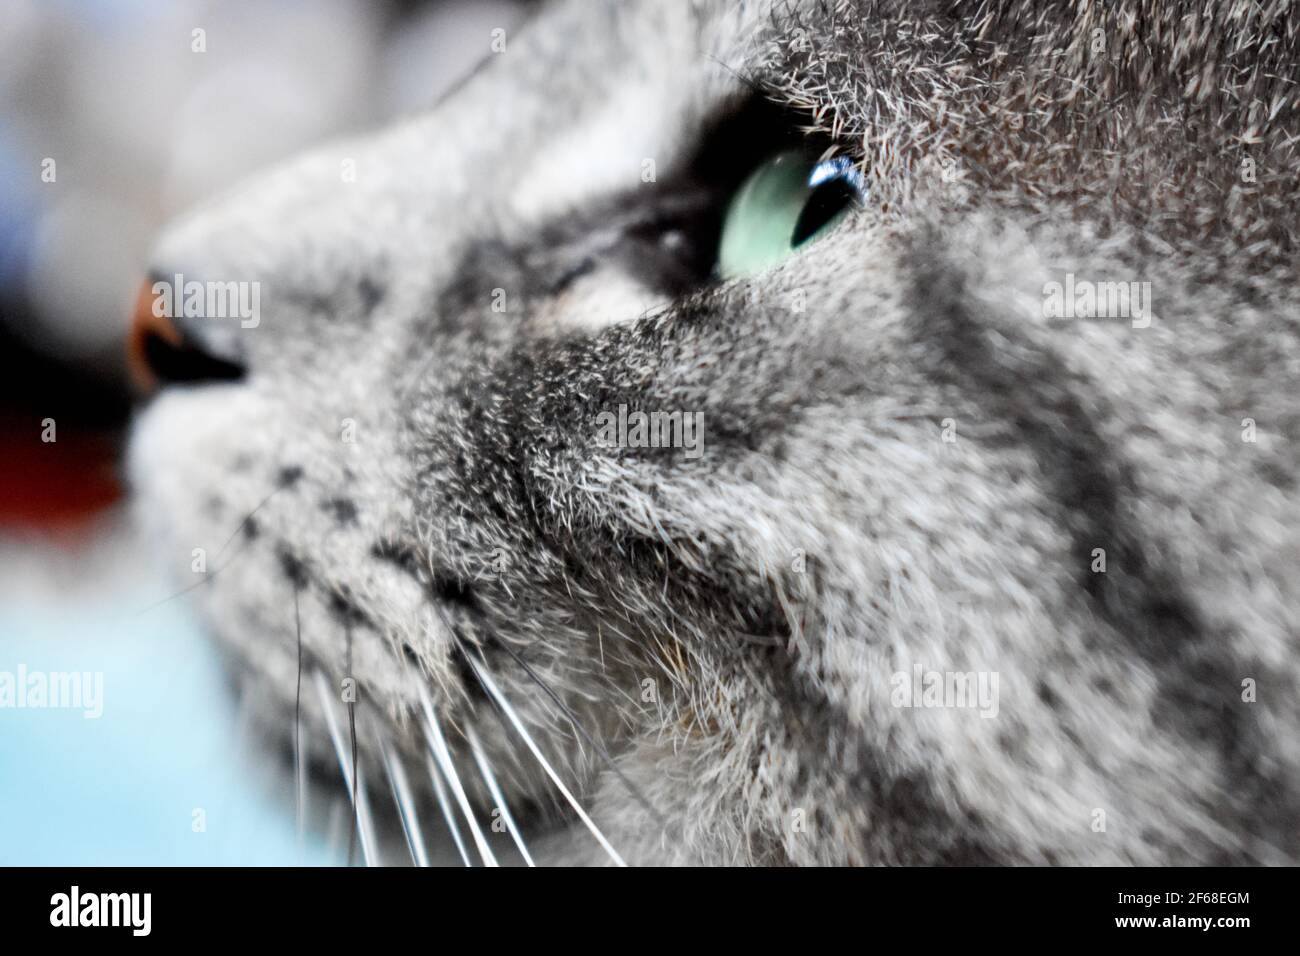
[716,151,865,279]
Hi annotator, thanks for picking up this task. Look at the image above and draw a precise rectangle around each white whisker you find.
[353,762,380,867]
[380,738,429,867]
[464,654,627,867]
[417,683,499,866]
[426,752,471,866]
[293,585,306,847]
[312,670,379,867]
[466,724,535,866]
[295,719,308,847]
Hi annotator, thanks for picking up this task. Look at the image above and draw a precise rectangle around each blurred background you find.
[0,0,524,864]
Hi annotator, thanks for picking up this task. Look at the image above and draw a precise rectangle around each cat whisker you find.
[425,752,472,866]
[466,725,535,866]
[417,682,499,866]
[462,652,627,867]
[344,624,358,866]
[379,738,429,867]
[293,585,306,843]
[353,764,377,866]
[489,638,666,831]
[212,481,288,565]
[133,478,296,617]
[132,564,229,616]
[295,723,309,850]
[312,670,379,866]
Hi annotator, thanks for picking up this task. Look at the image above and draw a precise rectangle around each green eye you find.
[717,151,865,279]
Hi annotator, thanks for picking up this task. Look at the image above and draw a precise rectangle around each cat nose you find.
[127,277,247,393]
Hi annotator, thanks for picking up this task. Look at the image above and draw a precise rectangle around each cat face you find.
[129,0,813,864]
[127,0,1300,865]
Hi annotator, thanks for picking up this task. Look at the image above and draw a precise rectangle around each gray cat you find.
[127,0,1300,865]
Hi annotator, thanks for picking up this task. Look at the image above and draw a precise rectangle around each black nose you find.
[128,277,247,393]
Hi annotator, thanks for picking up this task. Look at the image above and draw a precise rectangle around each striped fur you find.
[129,0,1300,864]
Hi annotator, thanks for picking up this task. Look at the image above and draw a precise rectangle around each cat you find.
[127,0,1300,865]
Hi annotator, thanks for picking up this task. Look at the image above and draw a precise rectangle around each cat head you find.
[128,0,1300,864]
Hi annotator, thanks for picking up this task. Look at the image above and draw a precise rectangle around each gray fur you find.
[129,0,1300,864]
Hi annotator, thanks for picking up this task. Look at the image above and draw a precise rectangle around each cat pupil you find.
[791,177,858,247]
